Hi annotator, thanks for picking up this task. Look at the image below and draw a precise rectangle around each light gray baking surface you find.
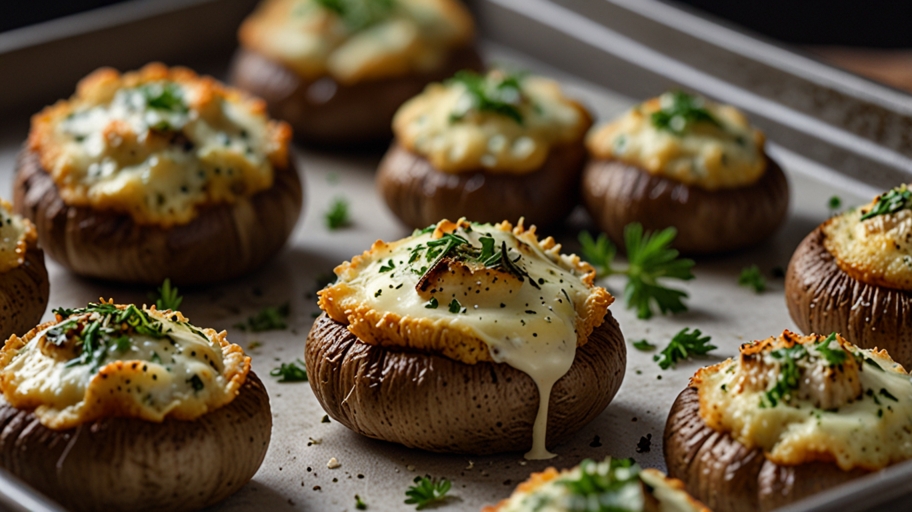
[0,42,880,511]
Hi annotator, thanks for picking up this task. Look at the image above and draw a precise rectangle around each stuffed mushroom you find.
[484,457,708,512]
[231,0,482,146]
[308,218,624,458]
[15,63,302,285]
[377,70,593,230]
[787,185,912,366]
[665,330,911,511]
[0,200,48,340]
[583,91,788,254]
[0,301,271,512]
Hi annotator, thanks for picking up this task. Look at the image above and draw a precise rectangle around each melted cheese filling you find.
[696,332,912,471]
[320,220,612,460]
[0,200,35,274]
[30,65,290,227]
[587,93,766,190]
[496,461,703,512]
[394,72,589,173]
[239,0,474,84]
[0,306,248,430]
[823,198,912,291]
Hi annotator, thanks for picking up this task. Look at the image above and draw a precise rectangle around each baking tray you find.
[0,0,909,510]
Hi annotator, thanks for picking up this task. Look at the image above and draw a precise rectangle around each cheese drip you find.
[0,303,249,430]
[320,219,612,459]
[695,331,912,471]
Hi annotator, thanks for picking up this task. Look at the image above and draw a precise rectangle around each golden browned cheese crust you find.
[318,219,613,364]
[0,302,250,430]
[28,63,292,227]
[0,199,38,274]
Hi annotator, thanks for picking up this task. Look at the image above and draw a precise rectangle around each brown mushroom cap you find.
[0,372,272,512]
[664,386,868,512]
[305,311,625,455]
[0,247,48,340]
[581,155,789,255]
[13,148,303,286]
[786,226,912,366]
[229,46,483,147]
[376,141,587,230]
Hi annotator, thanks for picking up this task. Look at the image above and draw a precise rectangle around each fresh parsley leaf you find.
[405,476,452,510]
[650,91,720,135]
[738,265,766,293]
[270,359,308,382]
[632,339,656,351]
[152,278,183,311]
[861,185,912,220]
[448,70,525,125]
[814,333,846,366]
[763,344,806,407]
[425,297,438,309]
[379,259,395,273]
[140,82,187,113]
[578,231,616,277]
[187,374,205,392]
[354,494,368,510]
[828,195,842,210]
[579,225,694,319]
[236,303,290,332]
[448,298,462,314]
[654,328,715,370]
[325,197,350,230]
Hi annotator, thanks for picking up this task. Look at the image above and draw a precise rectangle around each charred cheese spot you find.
[823,189,912,291]
[28,63,292,227]
[693,330,912,471]
[0,303,249,430]
[238,0,474,84]
[394,71,590,174]
[0,200,37,274]
[587,92,766,190]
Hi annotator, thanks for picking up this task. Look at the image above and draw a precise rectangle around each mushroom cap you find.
[0,372,272,512]
[664,386,868,512]
[786,226,912,366]
[13,148,303,286]
[376,141,587,230]
[229,45,483,147]
[304,311,625,455]
[0,247,48,340]
[581,155,789,255]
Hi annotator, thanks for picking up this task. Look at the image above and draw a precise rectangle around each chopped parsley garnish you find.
[632,339,656,351]
[414,230,539,290]
[861,185,912,220]
[650,91,720,135]
[378,259,395,273]
[738,265,766,293]
[140,82,188,113]
[405,476,451,510]
[314,0,395,31]
[236,303,290,332]
[828,195,842,210]
[579,224,695,320]
[654,328,715,370]
[354,494,368,510]
[424,297,438,309]
[880,388,899,402]
[448,298,463,314]
[560,458,643,508]
[814,333,846,366]
[325,197,350,230]
[187,374,205,392]
[763,344,806,407]
[448,70,525,125]
[270,359,309,382]
[152,278,183,311]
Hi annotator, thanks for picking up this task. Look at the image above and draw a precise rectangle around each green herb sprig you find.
[654,328,715,370]
[236,303,290,332]
[738,265,766,293]
[814,333,846,366]
[449,70,525,125]
[632,339,656,351]
[141,82,188,113]
[325,197,350,230]
[861,185,912,220]
[650,91,720,135]
[354,494,368,510]
[579,224,695,320]
[763,343,806,407]
[271,359,308,382]
[405,476,452,510]
[152,278,183,311]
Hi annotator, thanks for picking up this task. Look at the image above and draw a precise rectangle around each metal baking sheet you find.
[0,1,909,510]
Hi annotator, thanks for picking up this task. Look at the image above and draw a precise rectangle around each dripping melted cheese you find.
[319,219,613,459]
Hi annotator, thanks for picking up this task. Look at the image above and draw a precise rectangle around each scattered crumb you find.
[503,479,512,486]
[406,464,416,471]
[248,341,262,350]
[589,435,602,448]
[327,457,341,469]
[322,415,331,423]
[636,434,653,453]
[358,474,364,479]
[308,437,322,446]
[656,375,662,380]
[635,370,642,375]
[481,470,489,476]
[313,486,321,491]
[518,460,527,466]
[465,461,474,470]
[632,417,637,422]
